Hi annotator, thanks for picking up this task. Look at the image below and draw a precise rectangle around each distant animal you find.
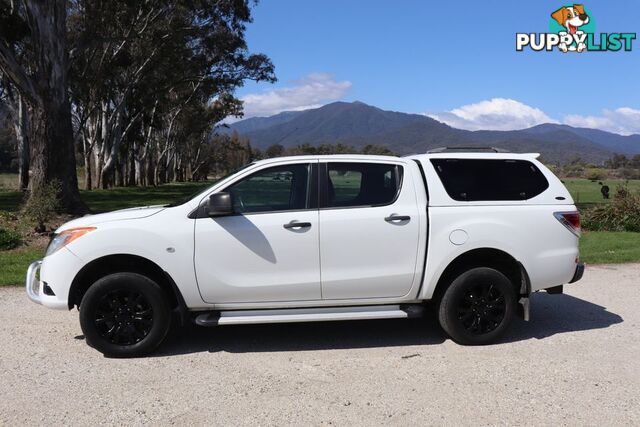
[600,184,610,199]
[551,4,590,52]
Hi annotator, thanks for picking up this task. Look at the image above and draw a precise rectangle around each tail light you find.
[554,211,581,237]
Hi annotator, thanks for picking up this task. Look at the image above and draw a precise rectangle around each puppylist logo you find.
[516,4,636,53]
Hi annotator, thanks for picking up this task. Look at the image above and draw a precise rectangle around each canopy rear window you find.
[430,159,549,201]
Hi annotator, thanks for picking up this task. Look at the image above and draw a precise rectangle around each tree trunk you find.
[29,100,84,213]
[94,145,104,189]
[116,157,125,187]
[146,154,155,186]
[127,147,135,186]
[134,146,144,186]
[83,148,92,190]
[14,95,30,191]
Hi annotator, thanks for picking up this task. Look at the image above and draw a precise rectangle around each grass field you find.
[579,231,640,264]
[0,180,213,213]
[0,170,87,191]
[563,178,640,207]
[0,173,17,191]
[0,245,44,287]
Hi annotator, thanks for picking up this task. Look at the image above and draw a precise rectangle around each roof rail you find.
[426,146,510,153]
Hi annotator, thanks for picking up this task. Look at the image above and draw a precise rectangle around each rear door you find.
[318,160,421,299]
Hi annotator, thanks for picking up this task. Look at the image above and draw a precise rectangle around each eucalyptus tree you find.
[68,0,275,189]
[0,0,85,211]
[1,0,274,211]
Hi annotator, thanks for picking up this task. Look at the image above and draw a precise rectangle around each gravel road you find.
[1,264,639,426]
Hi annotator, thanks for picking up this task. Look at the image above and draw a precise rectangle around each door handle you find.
[283,221,312,229]
[385,214,411,222]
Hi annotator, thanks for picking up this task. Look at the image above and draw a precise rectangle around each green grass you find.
[0,173,17,191]
[0,180,214,213]
[579,231,640,264]
[563,178,640,208]
[0,245,45,286]
[0,170,87,191]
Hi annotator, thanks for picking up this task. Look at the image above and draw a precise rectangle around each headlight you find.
[45,227,96,257]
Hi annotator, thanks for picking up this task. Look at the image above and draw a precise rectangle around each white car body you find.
[27,151,583,347]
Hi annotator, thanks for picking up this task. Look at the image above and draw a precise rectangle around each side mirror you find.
[207,192,233,217]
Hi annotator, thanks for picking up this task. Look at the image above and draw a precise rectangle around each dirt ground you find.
[0,264,638,426]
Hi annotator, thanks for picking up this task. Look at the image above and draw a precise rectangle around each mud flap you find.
[517,262,531,321]
[518,296,530,321]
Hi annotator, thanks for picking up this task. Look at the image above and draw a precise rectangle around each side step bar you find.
[195,304,424,327]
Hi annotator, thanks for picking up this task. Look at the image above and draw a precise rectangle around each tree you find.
[0,84,29,190]
[605,154,629,169]
[265,143,285,158]
[362,144,395,156]
[0,101,17,172]
[67,0,275,189]
[0,0,86,212]
[1,0,275,209]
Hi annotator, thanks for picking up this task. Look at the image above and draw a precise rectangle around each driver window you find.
[225,163,311,213]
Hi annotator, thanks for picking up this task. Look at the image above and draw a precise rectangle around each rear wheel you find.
[79,273,171,357]
[438,267,516,345]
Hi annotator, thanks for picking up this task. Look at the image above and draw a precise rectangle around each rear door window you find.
[322,163,402,208]
[430,159,549,201]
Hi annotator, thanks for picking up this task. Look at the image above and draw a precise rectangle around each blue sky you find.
[235,0,640,134]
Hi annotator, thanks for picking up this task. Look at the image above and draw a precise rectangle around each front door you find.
[318,161,421,299]
[194,162,320,304]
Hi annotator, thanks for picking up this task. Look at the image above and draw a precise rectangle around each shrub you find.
[585,167,606,181]
[23,180,62,233]
[618,168,640,180]
[582,185,640,232]
[0,227,23,250]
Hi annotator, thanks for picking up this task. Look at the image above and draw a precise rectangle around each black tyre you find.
[79,272,171,357]
[438,267,516,345]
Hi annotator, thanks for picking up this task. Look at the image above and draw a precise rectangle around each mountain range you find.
[225,101,640,163]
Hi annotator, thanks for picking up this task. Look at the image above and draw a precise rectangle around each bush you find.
[23,180,62,233]
[0,227,23,250]
[618,168,640,180]
[585,167,606,181]
[583,186,640,232]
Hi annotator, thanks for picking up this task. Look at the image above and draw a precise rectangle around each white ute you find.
[26,148,584,356]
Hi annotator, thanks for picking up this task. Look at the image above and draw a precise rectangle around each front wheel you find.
[79,273,171,357]
[438,267,516,345]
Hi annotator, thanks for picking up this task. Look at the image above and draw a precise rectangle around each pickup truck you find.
[26,150,584,356]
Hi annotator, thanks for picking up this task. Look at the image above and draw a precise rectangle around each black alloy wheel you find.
[80,272,171,357]
[94,289,154,345]
[438,267,516,345]
[455,283,507,335]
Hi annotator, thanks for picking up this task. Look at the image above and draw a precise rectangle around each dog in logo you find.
[551,4,590,52]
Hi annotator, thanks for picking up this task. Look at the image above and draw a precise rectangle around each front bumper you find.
[25,259,70,310]
[25,260,42,304]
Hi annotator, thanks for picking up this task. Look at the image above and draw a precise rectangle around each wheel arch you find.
[430,248,530,303]
[68,254,187,320]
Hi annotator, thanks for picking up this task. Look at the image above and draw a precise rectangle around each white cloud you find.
[236,84,640,136]
[240,73,352,118]
[426,98,557,131]
[564,108,640,135]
